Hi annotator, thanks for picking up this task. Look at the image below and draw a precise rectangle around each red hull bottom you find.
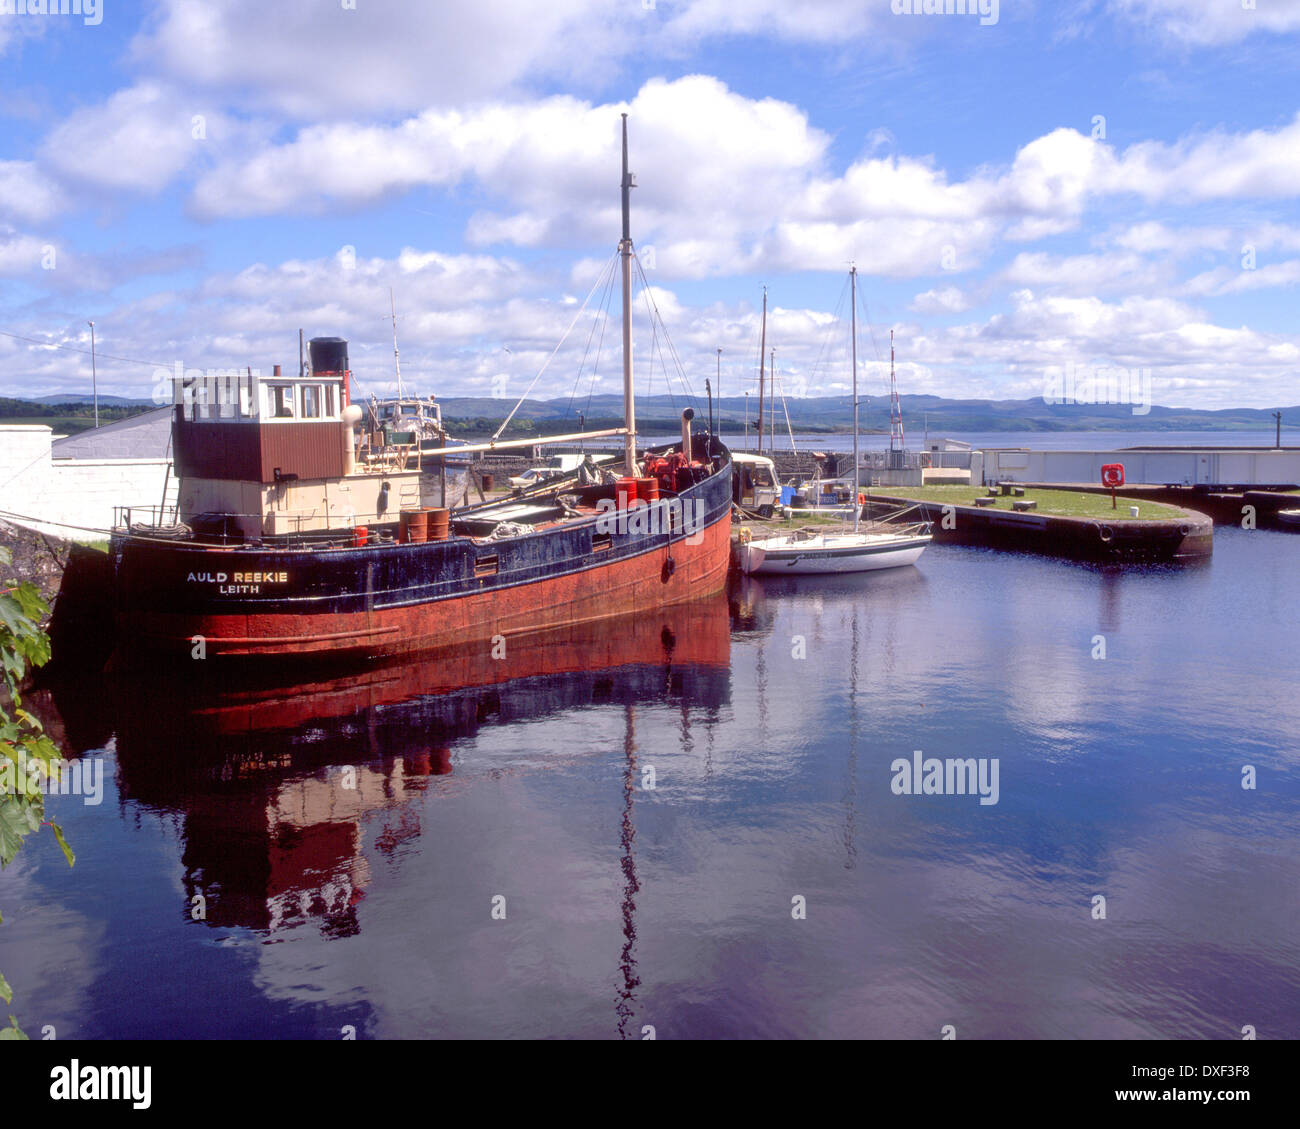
[121,516,732,658]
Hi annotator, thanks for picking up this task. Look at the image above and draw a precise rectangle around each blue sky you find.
[1,0,1299,412]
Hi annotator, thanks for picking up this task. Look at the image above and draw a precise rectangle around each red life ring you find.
[1101,463,1125,488]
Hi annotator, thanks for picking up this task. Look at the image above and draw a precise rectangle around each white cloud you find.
[1113,113,1300,203]
[663,0,894,44]
[996,250,1166,296]
[1108,0,1300,46]
[131,0,635,116]
[0,160,67,225]
[129,0,923,120]
[911,286,972,314]
[40,82,244,193]
[1110,221,1231,255]
[1182,260,1300,298]
[189,77,830,263]
[0,228,49,276]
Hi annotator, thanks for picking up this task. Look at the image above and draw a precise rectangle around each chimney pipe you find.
[273,364,282,377]
[680,407,695,464]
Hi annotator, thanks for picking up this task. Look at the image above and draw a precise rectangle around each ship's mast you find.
[757,286,767,458]
[620,114,637,474]
[851,266,860,534]
[390,287,404,401]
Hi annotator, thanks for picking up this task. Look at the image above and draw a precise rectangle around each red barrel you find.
[635,476,660,502]
[426,507,450,541]
[352,526,368,547]
[615,477,639,509]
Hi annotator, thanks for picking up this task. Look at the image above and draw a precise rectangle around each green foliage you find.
[0,546,75,1037]
[0,396,151,422]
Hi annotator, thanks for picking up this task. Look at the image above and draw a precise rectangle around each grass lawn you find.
[866,485,1194,521]
[2,416,100,435]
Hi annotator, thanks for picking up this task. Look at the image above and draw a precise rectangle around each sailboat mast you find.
[390,287,403,400]
[768,348,775,459]
[620,114,637,473]
[757,287,767,458]
[889,329,904,452]
[851,266,860,534]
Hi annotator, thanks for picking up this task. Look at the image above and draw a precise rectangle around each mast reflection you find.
[108,597,732,941]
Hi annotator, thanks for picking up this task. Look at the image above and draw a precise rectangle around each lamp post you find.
[716,346,722,439]
[744,391,750,452]
[88,320,98,428]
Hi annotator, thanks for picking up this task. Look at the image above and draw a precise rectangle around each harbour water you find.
[5,510,1297,1039]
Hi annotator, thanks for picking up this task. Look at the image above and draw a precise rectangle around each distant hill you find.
[0,395,157,425]
[27,393,156,407]
[434,393,1299,434]
[0,391,1291,433]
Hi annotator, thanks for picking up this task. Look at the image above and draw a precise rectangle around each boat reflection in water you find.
[109,595,731,946]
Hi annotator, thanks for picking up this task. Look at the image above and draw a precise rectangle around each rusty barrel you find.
[425,507,450,541]
[615,477,639,510]
[400,509,428,544]
[635,477,659,503]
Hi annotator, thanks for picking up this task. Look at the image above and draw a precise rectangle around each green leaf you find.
[12,583,49,623]
[0,970,11,1005]
[0,598,24,637]
[0,1016,28,1040]
[48,822,74,868]
[0,798,36,865]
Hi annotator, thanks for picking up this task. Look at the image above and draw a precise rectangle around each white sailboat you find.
[737,266,932,576]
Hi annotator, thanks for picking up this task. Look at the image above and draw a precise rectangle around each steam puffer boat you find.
[110,117,733,660]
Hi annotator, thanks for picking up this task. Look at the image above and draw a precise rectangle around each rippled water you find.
[5,526,1298,1039]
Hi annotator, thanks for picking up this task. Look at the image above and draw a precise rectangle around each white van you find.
[731,453,782,517]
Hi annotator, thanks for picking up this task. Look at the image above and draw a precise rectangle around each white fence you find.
[981,447,1300,488]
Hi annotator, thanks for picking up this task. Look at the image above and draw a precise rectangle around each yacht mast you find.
[769,348,776,459]
[851,266,860,534]
[620,114,637,473]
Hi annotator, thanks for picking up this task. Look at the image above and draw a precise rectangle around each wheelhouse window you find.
[266,384,295,418]
[301,384,323,419]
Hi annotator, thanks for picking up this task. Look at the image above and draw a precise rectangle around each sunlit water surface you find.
[4,526,1298,1039]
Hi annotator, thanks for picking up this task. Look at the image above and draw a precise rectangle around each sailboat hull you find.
[739,533,930,575]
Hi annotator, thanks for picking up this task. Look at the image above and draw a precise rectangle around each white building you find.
[0,408,175,540]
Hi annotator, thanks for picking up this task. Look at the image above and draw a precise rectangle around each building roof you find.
[50,406,173,460]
